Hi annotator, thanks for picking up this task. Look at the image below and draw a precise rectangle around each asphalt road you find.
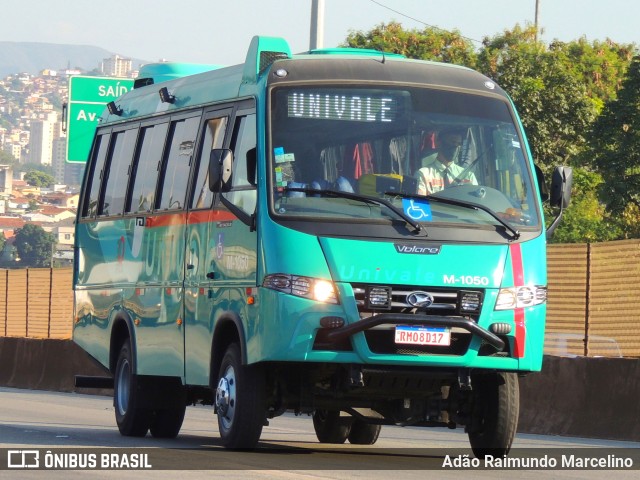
[1,387,639,479]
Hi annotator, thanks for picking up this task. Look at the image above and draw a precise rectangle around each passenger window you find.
[158,116,200,210]
[127,122,168,213]
[223,114,257,214]
[101,128,138,216]
[83,133,110,218]
[191,116,228,209]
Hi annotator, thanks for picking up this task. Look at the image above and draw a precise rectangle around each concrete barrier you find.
[518,355,640,441]
[0,337,111,395]
[1,337,639,441]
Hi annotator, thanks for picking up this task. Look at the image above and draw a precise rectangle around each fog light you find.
[320,316,345,329]
[459,290,483,313]
[367,286,392,310]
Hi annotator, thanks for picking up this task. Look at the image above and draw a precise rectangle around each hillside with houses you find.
[0,47,140,268]
[0,169,78,266]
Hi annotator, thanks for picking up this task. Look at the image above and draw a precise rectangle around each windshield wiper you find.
[282,187,424,234]
[384,191,520,240]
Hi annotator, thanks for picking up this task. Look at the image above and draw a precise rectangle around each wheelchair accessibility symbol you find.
[402,199,432,221]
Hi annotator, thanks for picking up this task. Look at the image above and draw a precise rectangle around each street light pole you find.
[310,0,325,50]
[535,0,540,41]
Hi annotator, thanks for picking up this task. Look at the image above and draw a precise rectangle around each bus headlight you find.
[263,274,339,304]
[495,285,547,310]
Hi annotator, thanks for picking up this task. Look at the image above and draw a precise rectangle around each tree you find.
[13,224,55,268]
[16,162,54,176]
[476,25,598,173]
[0,150,17,165]
[548,168,622,243]
[24,170,56,188]
[550,37,635,111]
[590,56,640,222]
[344,22,477,67]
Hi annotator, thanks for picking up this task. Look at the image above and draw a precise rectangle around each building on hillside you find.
[13,184,40,198]
[37,206,76,222]
[52,136,67,184]
[21,212,56,223]
[64,162,85,186]
[0,165,12,194]
[29,121,57,166]
[101,55,133,77]
[0,216,26,231]
[2,143,21,163]
[53,223,75,246]
[41,191,79,209]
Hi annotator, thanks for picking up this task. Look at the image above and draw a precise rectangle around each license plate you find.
[394,325,451,346]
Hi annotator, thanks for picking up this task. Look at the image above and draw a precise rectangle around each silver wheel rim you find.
[116,358,130,416]
[216,365,236,431]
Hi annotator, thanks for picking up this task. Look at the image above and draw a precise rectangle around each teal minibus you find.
[73,36,571,456]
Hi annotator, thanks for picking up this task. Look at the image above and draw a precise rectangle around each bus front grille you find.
[351,283,483,357]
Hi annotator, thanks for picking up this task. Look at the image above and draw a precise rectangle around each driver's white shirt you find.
[416,154,477,195]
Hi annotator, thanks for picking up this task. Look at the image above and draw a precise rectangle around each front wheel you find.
[467,372,519,458]
[215,343,266,448]
[114,341,151,437]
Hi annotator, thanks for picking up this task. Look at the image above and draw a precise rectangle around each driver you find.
[416,128,477,195]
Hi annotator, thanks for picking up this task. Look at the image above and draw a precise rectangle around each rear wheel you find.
[114,341,151,437]
[348,420,381,445]
[467,372,519,458]
[149,405,186,438]
[312,410,352,444]
[215,343,266,448]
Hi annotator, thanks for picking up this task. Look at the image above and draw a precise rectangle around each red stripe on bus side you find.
[510,243,526,358]
[187,209,238,224]
[145,209,237,228]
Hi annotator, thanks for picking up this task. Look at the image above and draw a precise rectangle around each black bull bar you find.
[322,313,506,351]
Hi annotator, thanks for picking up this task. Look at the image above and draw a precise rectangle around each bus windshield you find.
[269,85,540,233]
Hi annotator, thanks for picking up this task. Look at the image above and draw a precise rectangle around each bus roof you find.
[136,62,224,86]
[98,36,506,126]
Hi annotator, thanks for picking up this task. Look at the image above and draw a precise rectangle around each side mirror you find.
[546,166,573,239]
[550,166,573,209]
[208,148,233,192]
[534,164,549,202]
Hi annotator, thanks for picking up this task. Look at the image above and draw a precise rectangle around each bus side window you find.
[126,122,169,213]
[191,116,229,209]
[157,115,201,211]
[223,113,257,214]
[100,128,138,216]
[82,132,111,218]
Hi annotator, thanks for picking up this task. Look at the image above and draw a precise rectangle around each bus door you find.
[184,108,232,385]
[211,109,259,358]
[185,107,259,385]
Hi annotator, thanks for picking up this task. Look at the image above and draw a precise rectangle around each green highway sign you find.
[66,76,134,163]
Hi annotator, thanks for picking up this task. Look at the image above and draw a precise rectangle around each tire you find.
[467,372,519,459]
[215,343,266,448]
[149,405,186,438]
[114,341,151,437]
[348,420,381,445]
[312,410,352,444]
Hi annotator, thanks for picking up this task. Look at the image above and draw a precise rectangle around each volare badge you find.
[394,244,441,254]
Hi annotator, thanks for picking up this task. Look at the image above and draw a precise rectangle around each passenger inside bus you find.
[277,124,488,200]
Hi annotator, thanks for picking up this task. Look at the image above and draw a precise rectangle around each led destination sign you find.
[287,91,400,123]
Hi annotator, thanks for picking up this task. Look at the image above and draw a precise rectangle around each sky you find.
[2,0,639,66]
